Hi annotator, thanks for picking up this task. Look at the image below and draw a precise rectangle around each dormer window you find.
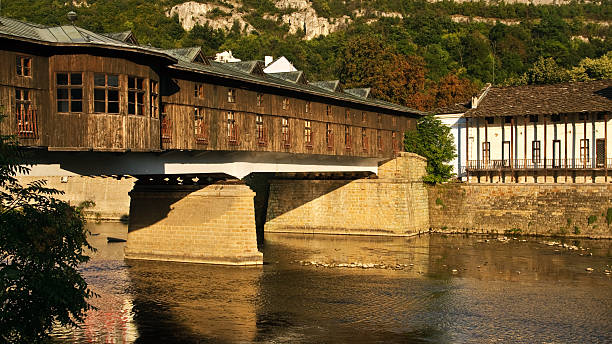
[16,56,31,77]
[227,88,236,103]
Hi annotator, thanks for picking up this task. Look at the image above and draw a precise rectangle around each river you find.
[51,222,612,343]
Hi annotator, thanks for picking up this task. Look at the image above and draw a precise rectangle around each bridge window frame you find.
[257,93,264,107]
[150,80,159,118]
[580,139,589,164]
[227,111,238,144]
[345,125,352,150]
[305,101,311,114]
[483,141,491,164]
[282,97,290,110]
[16,56,32,77]
[194,83,204,98]
[362,127,368,152]
[94,73,120,114]
[128,76,146,116]
[377,130,383,152]
[194,106,208,144]
[15,87,37,138]
[326,123,334,150]
[56,72,83,114]
[227,88,236,103]
[281,117,291,148]
[304,120,313,148]
[256,115,266,146]
[532,140,541,165]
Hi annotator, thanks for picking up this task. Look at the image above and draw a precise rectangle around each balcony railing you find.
[466,158,612,170]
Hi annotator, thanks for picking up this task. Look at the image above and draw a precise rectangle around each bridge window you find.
[362,128,368,152]
[16,56,31,77]
[227,88,236,103]
[227,111,238,144]
[282,117,290,147]
[94,74,119,114]
[282,98,289,110]
[56,73,83,113]
[377,114,382,126]
[326,105,331,117]
[345,109,350,121]
[532,141,540,164]
[392,116,397,127]
[304,120,312,148]
[305,101,311,113]
[392,131,400,153]
[256,115,266,145]
[377,130,383,151]
[161,104,172,143]
[362,112,366,122]
[194,107,207,144]
[15,88,36,138]
[128,76,146,115]
[345,126,351,150]
[194,83,204,98]
[150,80,159,118]
[326,123,333,150]
[257,93,264,106]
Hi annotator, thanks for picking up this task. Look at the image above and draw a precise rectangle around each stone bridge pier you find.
[124,153,429,266]
[125,175,263,265]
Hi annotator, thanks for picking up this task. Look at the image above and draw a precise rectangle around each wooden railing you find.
[17,104,38,139]
[466,158,612,170]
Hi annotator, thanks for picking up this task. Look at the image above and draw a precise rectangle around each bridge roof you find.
[0,15,425,117]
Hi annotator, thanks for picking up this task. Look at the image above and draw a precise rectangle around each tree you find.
[569,52,612,81]
[404,115,456,184]
[0,116,94,343]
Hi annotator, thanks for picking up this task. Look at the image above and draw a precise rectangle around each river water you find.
[51,222,612,343]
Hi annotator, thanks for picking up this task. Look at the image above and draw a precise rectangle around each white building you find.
[438,80,612,183]
[263,56,298,74]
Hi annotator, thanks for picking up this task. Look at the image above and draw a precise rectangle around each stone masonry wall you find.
[428,183,612,238]
[265,153,430,236]
[16,176,134,220]
[125,182,262,265]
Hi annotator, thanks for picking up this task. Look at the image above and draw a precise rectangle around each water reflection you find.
[52,223,612,343]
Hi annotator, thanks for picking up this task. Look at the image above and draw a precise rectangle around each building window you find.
[305,101,311,113]
[227,111,238,144]
[377,130,383,151]
[326,105,331,117]
[227,88,236,103]
[56,73,83,113]
[161,104,172,143]
[16,56,31,77]
[94,74,119,113]
[194,83,204,98]
[282,117,290,147]
[580,139,589,164]
[504,116,512,124]
[304,120,312,148]
[361,128,368,152]
[485,117,494,125]
[551,114,561,122]
[128,76,145,115]
[282,97,289,110]
[483,142,491,163]
[150,80,159,118]
[257,93,264,106]
[392,132,400,153]
[256,115,266,145]
[194,107,207,144]
[326,123,333,149]
[362,112,366,122]
[532,141,541,164]
[345,126,351,150]
[345,109,350,121]
[529,115,539,123]
[15,88,36,138]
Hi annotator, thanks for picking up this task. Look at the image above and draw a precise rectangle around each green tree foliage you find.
[0,117,94,343]
[569,52,612,81]
[404,115,456,184]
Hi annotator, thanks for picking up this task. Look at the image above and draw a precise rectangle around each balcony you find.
[466,158,612,171]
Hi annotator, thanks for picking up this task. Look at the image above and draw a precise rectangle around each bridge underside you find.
[24,150,380,179]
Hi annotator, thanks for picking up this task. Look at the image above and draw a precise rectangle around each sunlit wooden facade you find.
[0,16,422,159]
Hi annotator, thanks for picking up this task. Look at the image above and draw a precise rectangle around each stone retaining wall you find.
[428,183,612,238]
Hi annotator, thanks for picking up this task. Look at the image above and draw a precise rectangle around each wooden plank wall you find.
[0,46,414,159]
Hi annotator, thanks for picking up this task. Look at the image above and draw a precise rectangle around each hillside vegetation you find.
[1,0,611,110]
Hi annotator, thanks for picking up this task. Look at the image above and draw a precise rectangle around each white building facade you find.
[462,80,612,183]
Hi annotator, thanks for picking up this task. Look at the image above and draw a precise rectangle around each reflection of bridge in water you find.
[1,15,429,264]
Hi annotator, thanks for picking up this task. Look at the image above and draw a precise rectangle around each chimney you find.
[265,56,273,66]
[471,96,478,109]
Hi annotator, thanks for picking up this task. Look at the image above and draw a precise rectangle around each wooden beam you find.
[466,117,469,182]
[544,115,547,181]
[524,115,527,182]
[565,113,568,183]
[605,113,608,183]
